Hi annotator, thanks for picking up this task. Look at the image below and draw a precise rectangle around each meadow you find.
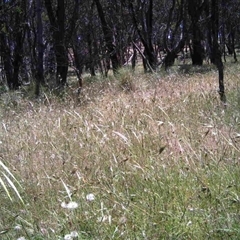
[0,62,240,239]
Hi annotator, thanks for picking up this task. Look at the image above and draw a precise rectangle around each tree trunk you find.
[129,0,157,71]
[132,43,137,71]
[211,0,226,103]
[191,33,204,65]
[94,0,121,74]
[44,0,68,87]
[0,34,14,89]
[188,0,204,65]
[86,32,96,76]
[226,28,237,62]
[12,2,27,89]
[35,0,45,96]
[162,0,187,70]
[0,1,27,90]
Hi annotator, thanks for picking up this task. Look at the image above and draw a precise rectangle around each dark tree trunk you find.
[132,43,137,71]
[35,0,45,96]
[44,0,69,87]
[86,32,96,76]
[226,29,237,62]
[204,1,214,64]
[55,0,68,86]
[191,34,204,65]
[0,34,14,88]
[163,0,187,70]
[0,1,27,90]
[144,0,157,70]
[129,0,157,71]
[12,45,22,90]
[211,0,226,103]
[72,46,83,89]
[226,33,234,55]
[164,52,178,69]
[13,2,27,89]
[188,0,205,65]
[55,44,68,86]
[94,0,121,74]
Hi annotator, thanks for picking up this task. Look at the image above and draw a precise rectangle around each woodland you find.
[0,0,239,101]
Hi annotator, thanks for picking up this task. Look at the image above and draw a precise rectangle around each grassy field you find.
[0,63,240,239]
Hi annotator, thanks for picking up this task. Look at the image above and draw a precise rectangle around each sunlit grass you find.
[0,160,24,204]
[0,63,240,239]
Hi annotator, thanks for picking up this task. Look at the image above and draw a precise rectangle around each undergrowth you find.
[0,63,240,239]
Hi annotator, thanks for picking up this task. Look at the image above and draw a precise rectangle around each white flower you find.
[70,231,78,237]
[17,237,26,240]
[64,231,78,240]
[86,193,95,201]
[187,221,192,226]
[61,201,78,209]
[64,234,72,240]
[14,225,22,231]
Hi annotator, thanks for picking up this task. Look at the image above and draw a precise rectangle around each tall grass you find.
[0,63,240,239]
[0,160,24,204]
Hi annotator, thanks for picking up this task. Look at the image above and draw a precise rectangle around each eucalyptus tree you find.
[127,0,157,72]
[222,0,240,62]
[188,0,206,65]
[70,1,92,83]
[162,0,187,69]
[35,0,45,96]
[94,0,130,73]
[44,0,79,87]
[93,0,122,74]
[210,0,226,102]
[0,0,28,89]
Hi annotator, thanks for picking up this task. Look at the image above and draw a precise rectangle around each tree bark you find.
[1,1,27,90]
[44,0,68,87]
[188,0,205,65]
[129,0,157,71]
[0,34,14,89]
[35,0,45,96]
[163,0,186,70]
[94,0,121,74]
[211,0,226,103]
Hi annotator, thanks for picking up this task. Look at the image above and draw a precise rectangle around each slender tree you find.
[128,0,157,71]
[163,0,187,69]
[0,0,28,89]
[44,0,79,87]
[94,0,121,74]
[35,0,45,96]
[44,0,68,87]
[188,0,206,65]
[0,2,14,89]
[211,0,226,102]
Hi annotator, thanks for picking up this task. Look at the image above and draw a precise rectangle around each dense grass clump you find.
[0,63,240,239]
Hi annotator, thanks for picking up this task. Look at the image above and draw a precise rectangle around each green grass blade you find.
[2,172,24,204]
[0,173,13,202]
[61,179,72,201]
[0,160,23,189]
